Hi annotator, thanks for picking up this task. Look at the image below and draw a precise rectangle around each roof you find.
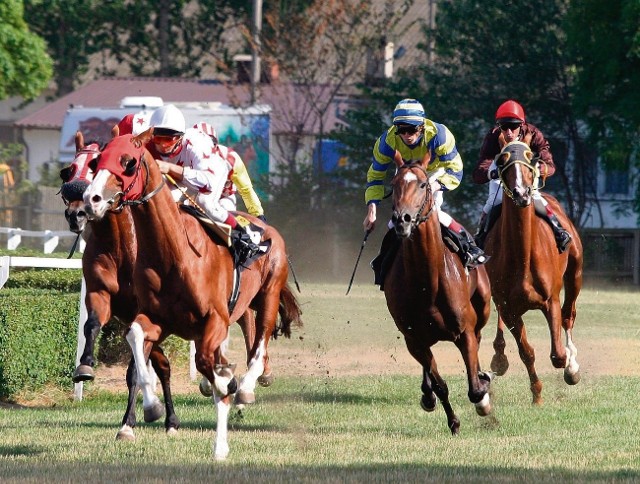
[15,77,347,135]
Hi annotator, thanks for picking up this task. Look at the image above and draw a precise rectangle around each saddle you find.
[179,205,271,311]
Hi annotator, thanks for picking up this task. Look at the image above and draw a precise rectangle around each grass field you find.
[1,283,640,482]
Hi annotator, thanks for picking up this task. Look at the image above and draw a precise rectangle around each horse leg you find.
[116,356,139,441]
[455,329,492,416]
[561,259,582,385]
[503,313,543,405]
[236,296,278,406]
[73,292,111,382]
[490,310,509,376]
[149,345,180,434]
[125,319,164,422]
[544,297,568,371]
[404,337,460,434]
[195,317,238,461]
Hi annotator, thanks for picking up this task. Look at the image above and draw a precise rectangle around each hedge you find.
[0,288,80,400]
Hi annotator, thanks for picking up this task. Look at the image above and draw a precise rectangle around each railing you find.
[0,255,198,401]
[0,227,85,254]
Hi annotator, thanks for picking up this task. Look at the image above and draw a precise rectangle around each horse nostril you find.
[402,213,412,223]
[91,194,101,203]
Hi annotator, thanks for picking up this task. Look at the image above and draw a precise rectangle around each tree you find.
[332,0,595,227]
[23,0,126,97]
[0,0,52,100]
[566,0,640,222]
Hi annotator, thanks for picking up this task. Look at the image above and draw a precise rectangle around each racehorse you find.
[485,139,583,405]
[82,134,302,460]
[383,155,493,434]
[60,132,280,442]
[60,132,179,439]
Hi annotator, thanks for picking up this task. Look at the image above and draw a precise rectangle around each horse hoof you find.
[234,390,256,406]
[258,372,274,387]
[166,427,178,437]
[420,394,437,412]
[72,365,95,383]
[490,354,509,376]
[474,393,492,416]
[143,402,165,423]
[564,368,581,385]
[449,420,461,435]
[199,378,213,397]
[116,427,135,441]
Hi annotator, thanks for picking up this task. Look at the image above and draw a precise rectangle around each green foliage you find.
[0,0,53,100]
[3,268,81,291]
[0,289,79,399]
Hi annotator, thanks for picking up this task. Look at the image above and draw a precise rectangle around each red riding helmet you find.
[495,100,525,124]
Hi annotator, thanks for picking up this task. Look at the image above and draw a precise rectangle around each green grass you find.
[1,282,640,482]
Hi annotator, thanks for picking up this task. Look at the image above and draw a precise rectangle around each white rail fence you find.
[0,226,85,254]
[0,251,198,402]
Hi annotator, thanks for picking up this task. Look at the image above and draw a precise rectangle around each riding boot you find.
[232,225,261,265]
[546,214,572,253]
[442,225,489,269]
[474,212,488,249]
[533,199,572,253]
[371,229,397,288]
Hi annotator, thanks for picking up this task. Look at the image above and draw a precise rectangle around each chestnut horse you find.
[384,157,493,434]
[485,139,583,405]
[60,133,179,439]
[83,134,302,460]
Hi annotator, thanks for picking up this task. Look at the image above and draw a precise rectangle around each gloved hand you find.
[258,215,267,223]
[489,169,499,180]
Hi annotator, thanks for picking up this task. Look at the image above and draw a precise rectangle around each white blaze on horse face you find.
[403,171,418,183]
[83,169,111,218]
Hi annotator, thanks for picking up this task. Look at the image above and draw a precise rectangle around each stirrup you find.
[556,231,572,253]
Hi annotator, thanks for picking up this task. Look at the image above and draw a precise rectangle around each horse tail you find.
[276,283,303,339]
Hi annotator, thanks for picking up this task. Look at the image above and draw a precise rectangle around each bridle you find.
[496,141,540,202]
[393,163,437,232]
[112,151,165,210]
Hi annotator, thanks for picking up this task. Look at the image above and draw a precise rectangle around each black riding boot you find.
[443,225,489,269]
[474,205,502,250]
[547,214,572,253]
[533,199,572,253]
[232,225,261,265]
[371,229,398,289]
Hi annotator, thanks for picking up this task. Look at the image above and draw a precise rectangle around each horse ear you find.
[523,132,533,146]
[132,127,154,149]
[393,150,405,168]
[111,124,120,138]
[75,131,85,152]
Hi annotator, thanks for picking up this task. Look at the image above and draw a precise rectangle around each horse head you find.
[59,131,102,233]
[390,156,437,238]
[84,134,162,220]
[495,137,538,208]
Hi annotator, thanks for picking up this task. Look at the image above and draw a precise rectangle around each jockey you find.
[364,98,488,282]
[472,100,572,252]
[193,122,266,222]
[147,104,261,253]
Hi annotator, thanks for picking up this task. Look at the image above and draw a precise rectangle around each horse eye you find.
[420,182,427,189]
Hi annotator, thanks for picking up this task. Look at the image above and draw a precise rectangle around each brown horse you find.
[61,132,275,442]
[384,157,493,434]
[60,132,179,439]
[485,139,583,405]
[82,134,302,460]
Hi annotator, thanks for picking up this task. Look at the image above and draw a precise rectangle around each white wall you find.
[21,127,61,182]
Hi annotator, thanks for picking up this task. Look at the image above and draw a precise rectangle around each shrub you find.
[0,289,79,400]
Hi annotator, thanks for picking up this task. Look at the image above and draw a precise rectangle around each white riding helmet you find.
[149,104,186,136]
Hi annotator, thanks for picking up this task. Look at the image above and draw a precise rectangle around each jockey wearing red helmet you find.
[472,100,572,253]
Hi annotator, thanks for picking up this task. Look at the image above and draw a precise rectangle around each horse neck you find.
[403,215,445,274]
[127,179,189,269]
[89,209,137,263]
[500,200,536,267]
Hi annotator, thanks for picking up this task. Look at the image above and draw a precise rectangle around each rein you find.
[399,164,437,230]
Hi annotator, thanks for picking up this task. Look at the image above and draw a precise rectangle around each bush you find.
[0,289,79,400]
